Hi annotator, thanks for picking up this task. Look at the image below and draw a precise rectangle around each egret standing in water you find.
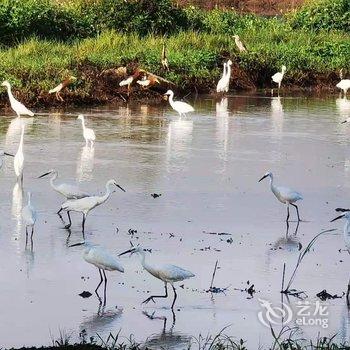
[0,150,14,169]
[330,211,350,304]
[14,125,25,183]
[259,172,303,222]
[119,246,195,309]
[77,115,95,147]
[72,242,124,300]
[164,90,194,118]
[22,192,37,244]
[271,65,286,95]
[60,179,125,234]
[38,169,89,215]
[216,59,232,93]
[1,81,34,118]
[337,79,350,97]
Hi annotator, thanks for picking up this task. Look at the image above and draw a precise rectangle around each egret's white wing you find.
[276,186,303,202]
[84,247,124,272]
[173,101,195,113]
[49,83,63,94]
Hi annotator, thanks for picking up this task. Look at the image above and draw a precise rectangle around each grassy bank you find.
[0,0,349,106]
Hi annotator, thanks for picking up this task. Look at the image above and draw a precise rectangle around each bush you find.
[289,0,350,32]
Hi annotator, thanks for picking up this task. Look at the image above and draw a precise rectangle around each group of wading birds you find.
[1,48,350,310]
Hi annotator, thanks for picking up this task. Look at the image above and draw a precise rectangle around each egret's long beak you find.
[4,152,14,157]
[330,214,345,222]
[341,120,348,124]
[116,184,126,192]
[258,174,268,182]
[38,171,51,179]
[69,242,85,247]
[118,248,135,257]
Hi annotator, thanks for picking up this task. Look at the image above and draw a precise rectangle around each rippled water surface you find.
[0,94,350,348]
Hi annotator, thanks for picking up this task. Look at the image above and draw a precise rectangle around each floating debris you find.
[151,193,161,198]
[79,291,92,298]
[316,289,344,301]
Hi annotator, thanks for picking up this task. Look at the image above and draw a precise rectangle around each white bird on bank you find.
[271,65,286,95]
[72,243,124,297]
[119,246,195,309]
[259,172,303,222]
[233,35,247,53]
[77,115,95,147]
[337,79,350,97]
[216,59,232,93]
[14,125,25,183]
[164,90,194,117]
[330,211,350,304]
[49,76,76,102]
[1,81,34,118]
[0,150,14,169]
[22,192,37,243]
[61,179,125,234]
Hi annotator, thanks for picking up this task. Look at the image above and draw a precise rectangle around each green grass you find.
[0,23,348,102]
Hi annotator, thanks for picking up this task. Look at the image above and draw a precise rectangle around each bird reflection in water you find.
[271,96,284,137]
[216,97,229,164]
[77,145,95,182]
[142,310,191,349]
[80,304,123,338]
[12,182,23,242]
[337,97,350,120]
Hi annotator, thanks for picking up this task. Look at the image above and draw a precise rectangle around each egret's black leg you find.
[286,205,290,222]
[82,214,86,234]
[142,282,168,305]
[347,277,350,307]
[57,207,63,217]
[171,285,177,310]
[95,268,103,294]
[31,227,34,240]
[65,211,72,229]
[291,203,301,222]
[103,270,107,305]
[25,227,28,247]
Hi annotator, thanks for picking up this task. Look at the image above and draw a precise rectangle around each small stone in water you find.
[79,291,92,298]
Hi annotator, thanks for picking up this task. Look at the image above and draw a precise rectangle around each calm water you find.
[0,94,349,348]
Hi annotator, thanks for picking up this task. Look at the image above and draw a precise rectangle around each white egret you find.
[1,81,34,117]
[337,79,350,97]
[271,65,286,95]
[72,242,124,296]
[164,90,194,117]
[233,35,247,52]
[22,192,37,242]
[38,169,89,215]
[259,172,303,222]
[119,246,195,309]
[0,150,14,169]
[61,179,125,234]
[330,212,350,303]
[216,59,232,93]
[49,76,76,102]
[77,115,95,147]
[14,125,25,183]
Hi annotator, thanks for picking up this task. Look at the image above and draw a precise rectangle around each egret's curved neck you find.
[80,118,86,130]
[50,171,58,188]
[268,175,276,191]
[138,250,147,268]
[6,85,15,102]
[344,220,350,239]
[168,94,175,108]
[27,193,31,206]
[226,64,232,78]
[99,182,113,203]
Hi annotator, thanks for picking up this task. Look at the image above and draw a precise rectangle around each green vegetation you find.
[0,0,349,105]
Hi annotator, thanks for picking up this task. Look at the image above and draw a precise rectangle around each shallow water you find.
[0,93,349,348]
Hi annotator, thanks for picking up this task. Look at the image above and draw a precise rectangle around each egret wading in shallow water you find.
[71,242,124,300]
[77,115,95,147]
[1,81,34,118]
[271,65,286,95]
[119,246,195,309]
[14,125,25,183]
[49,76,76,102]
[61,179,125,234]
[259,172,303,222]
[216,60,232,94]
[330,211,350,304]
[38,169,89,215]
[164,90,194,118]
[22,192,37,244]
[337,79,350,97]
[0,150,14,169]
